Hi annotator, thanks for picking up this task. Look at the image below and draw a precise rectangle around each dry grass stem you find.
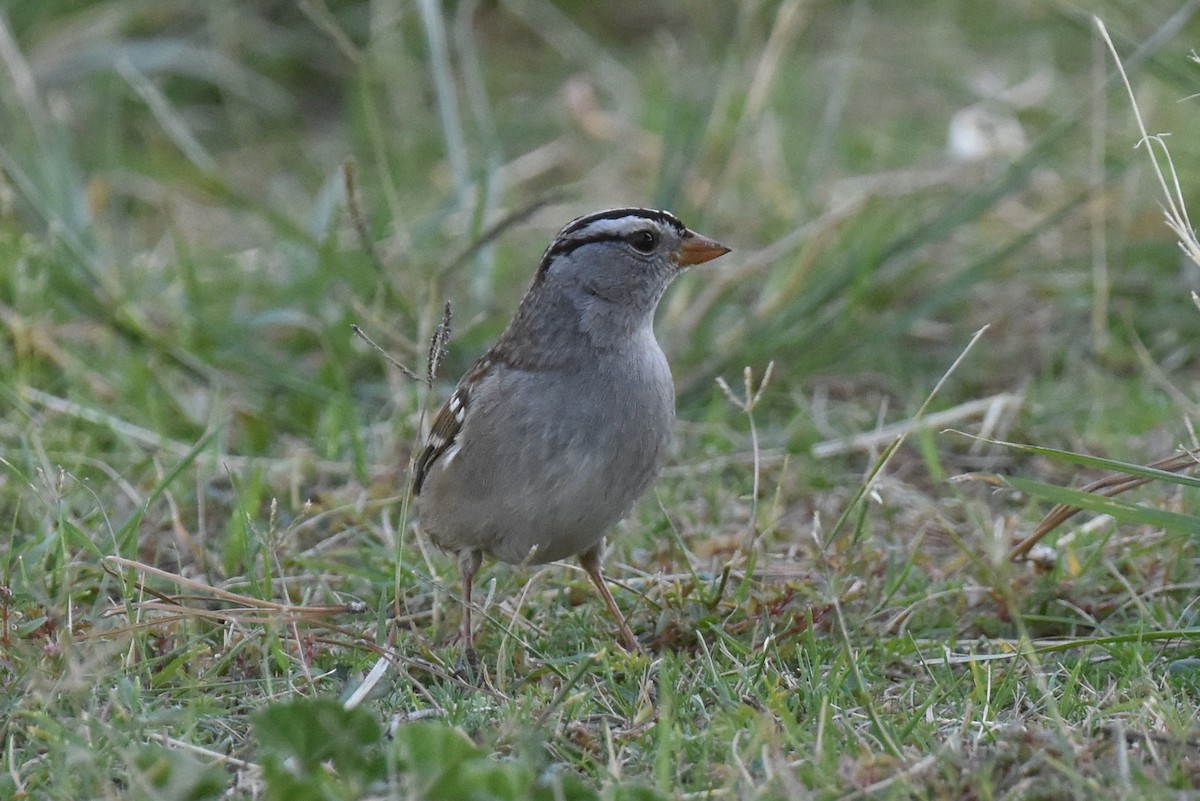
[1096,16,1200,270]
[813,391,1020,458]
[1008,448,1200,561]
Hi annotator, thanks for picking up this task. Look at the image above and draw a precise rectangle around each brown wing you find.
[412,356,493,495]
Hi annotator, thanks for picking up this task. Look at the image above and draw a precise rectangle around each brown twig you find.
[102,555,371,617]
[343,159,386,274]
[445,191,567,273]
[1009,449,1200,561]
[426,301,453,385]
[352,323,422,380]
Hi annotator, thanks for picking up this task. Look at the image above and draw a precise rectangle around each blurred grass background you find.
[3,0,1200,798]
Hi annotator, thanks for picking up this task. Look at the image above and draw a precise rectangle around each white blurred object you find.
[946,68,1052,161]
[947,105,1027,161]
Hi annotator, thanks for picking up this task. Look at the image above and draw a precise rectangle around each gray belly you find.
[419,352,674,565]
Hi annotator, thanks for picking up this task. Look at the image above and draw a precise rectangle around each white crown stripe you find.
[574,215,668,239]
[561,208,685,238]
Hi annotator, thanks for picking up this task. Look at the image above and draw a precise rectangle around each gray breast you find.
[420,337,675,565]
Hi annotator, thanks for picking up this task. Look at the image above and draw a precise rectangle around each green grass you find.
[4,0,1200,798]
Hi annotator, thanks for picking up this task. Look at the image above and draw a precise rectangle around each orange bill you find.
[674,230,731,266]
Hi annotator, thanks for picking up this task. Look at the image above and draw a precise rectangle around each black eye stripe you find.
[544,232,625,260]
[533,208,687,282]
[544,229,661,261]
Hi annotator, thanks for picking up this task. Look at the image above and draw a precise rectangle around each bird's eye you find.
[628,229,658,253]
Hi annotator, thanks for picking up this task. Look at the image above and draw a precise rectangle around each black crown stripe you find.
[559,207,686,238]
[538,208,687,268]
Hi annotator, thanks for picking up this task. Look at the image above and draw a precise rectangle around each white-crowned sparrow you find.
[413,207,730,659]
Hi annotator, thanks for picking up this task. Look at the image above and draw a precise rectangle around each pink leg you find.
[458,549,482,669]
[579,542,640,653]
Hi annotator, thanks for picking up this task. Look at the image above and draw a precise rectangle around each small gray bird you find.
[413,208,730,660]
